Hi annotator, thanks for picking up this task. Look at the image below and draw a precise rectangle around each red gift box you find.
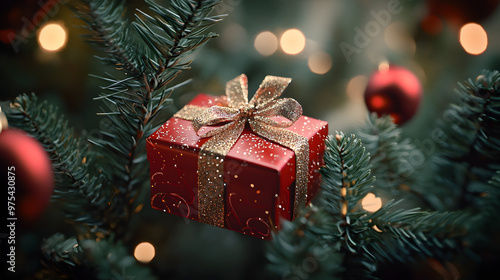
[147,91,328,239]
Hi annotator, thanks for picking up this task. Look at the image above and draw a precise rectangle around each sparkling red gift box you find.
[146,93,328,239]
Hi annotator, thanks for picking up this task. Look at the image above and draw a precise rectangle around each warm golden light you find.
[361,193,382,212]
[254,31,279,56]
[372,225,383,232]
[280,29,306,55]
[346,75,368,103]
[308,51,332,74]
[38,23,67,52]
[378,60,390,72]
[134,242,155,263]
[459,23,488,55]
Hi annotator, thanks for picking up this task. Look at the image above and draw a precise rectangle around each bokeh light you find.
[280,29,306,55]
[254,31,278,56]
[378,60,390,72]
[459,23,488,55]
[346,75,368,103]
[308,51,332,74]
[361,193,382,212]
[38,23,67,52]
[134,242,155,263]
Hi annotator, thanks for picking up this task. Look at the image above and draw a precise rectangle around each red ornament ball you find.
[0,128,54,226]
[364,65,422,125]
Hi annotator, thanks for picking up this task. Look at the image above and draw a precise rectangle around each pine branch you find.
[2,94,108,233]
[432,70,500,210]
[319,133,379,279]
[266,206,344,280]
[268,133,469,279]
[319,133,375,217]
[40,233,156,280]
[468,171,500,249]
[78,0,143,76]
[79,0,223,238]
[268,133,378,279]
[357,114,433,209]
[367,200,467,264]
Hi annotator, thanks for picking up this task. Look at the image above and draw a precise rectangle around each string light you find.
[254,31,278,56]
[361,193,382,212]
[280,29,306,55]
[378,60,390,72]
[134,242,155,263]
[459,23,488,55]
[38,23,67,52]
[308,51,332,75]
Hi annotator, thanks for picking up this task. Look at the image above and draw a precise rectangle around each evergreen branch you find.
[40,233,156,279]
[319,132,375,218]
[268,133,379,279]
[268,133,469,279]
[468,171,500,249]
[367,200,467,263]
[79,0,223,238]
[3,93,108,233]
[266,206,344,280]
[78,0,143,76]
[357,114,433,209]
[319,133,379,279]
[357,114,417,190]
[432,70,500,209]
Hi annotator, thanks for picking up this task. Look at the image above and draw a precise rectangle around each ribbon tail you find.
[198,119,246,227]
[249,120,309,219]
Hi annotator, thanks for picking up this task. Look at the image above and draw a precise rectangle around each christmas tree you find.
[1,0,500,279]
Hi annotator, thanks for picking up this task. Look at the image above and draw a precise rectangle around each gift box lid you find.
[149,93,327,173]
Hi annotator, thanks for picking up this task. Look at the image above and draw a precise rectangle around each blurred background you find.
[1,0,500,279]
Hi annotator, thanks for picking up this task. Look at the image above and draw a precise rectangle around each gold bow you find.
[174,74,309,227]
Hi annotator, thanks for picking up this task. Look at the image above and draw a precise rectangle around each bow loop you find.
[192,105,240,135]
[226,74,249,108]
[249,75,292,108]
[253,98,302,127]
[173,75,310,227]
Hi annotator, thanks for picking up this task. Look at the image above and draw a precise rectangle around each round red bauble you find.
[364,65,422,125]
[0,128,54,226]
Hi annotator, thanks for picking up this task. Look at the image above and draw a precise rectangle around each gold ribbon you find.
[174,74,309,227]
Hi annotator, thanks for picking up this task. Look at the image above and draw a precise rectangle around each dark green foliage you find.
[357,114,434,209]
[268,133,468,279]
[357,114,420,193]
[40,234,155,280]
[319,133,375,217]
[468,171,500,249]
[3,93,108,233]
[267,206,344,280]
[367,201,466,264]
[77,0,223,237]
[3,0,223,279]
[431,70,500,210]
